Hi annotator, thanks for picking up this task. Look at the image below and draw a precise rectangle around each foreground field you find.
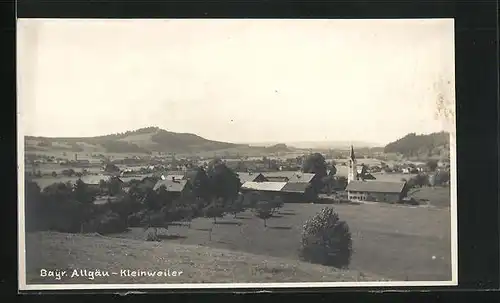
[101,202,449,282]
[25,232,383,284]
[112,203,450,281]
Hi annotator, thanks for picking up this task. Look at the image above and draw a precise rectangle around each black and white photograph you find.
[17,18,457,290]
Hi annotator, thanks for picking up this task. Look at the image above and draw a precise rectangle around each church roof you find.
[346,180,405,194]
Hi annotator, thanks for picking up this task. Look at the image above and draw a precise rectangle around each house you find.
[153,178,192,199]
[240,181,287,200]
[237,172,267,183]
[260,171,317,183]
[280,182,317,203]
[345,180,406,203]
[345,146,406,203]
[79,175,113,190]
[240,181,287,193]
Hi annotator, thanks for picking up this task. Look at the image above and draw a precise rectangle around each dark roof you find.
[237,172,265,183]
[260,171,316,183]
[153,179,188,192]
[346,180,405,194]
[281,182,311,193]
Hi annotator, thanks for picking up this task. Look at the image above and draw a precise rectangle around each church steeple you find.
[348,145,357,183]
[349,145,356,162]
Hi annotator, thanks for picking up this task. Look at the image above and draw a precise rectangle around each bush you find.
[127,210,147,227]
[95,211,127,234]
[299,207,352,268]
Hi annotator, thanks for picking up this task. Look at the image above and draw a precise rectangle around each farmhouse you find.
[346,146,407,203]
[153,177,192,198]
[280,182,317,203]
[345,180,406,203]
[261,171,317,183]
[240,181,287,193]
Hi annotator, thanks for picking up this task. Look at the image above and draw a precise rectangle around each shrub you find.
[127,210,147,227]
[94,211,127,234]
[299,207,352,268]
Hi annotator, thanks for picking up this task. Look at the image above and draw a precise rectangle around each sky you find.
[17,19,455,145]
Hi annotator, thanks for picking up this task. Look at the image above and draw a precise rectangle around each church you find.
[345,146,407,203]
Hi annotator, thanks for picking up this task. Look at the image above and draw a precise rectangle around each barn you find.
[345,180,406,203]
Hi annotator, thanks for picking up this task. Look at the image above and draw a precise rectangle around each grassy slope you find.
[108,201,449,282]
[25,231,383,284]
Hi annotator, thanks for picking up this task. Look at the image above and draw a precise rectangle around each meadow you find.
[26,199,452,283]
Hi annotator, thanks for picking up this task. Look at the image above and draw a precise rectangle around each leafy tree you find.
[74,179,95,204]
[108,177,122,196]
[51,171,57,177]
[62,169,75,177]
[254,201,273,227]
[206,159,241,203]
[25,180,43,231]
[426,160,438,172]
[269,196,284,214]
[302,153,328,177]
[302,153,327,193]
[228,194,245,218]
[203,198,226,224]
[329,164,337,177]
[189,167,211,200]
[299,207,352,268]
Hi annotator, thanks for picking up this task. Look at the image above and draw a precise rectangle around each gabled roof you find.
[79,175,113,185]
[237,172,265,183]
[241,181,287,192]
[153,179,188,192]
[346,180,405,194]
[164,174,186,181]
[260,171,315,183]
[281,182,311,193]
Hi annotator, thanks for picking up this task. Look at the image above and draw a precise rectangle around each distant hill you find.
[384,131,450,159]
[25,127,250,155]
[264,143,294,153]
[247,141,379,149]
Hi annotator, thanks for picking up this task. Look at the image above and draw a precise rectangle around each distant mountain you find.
[384,131,450,159]
[25,127,249,155]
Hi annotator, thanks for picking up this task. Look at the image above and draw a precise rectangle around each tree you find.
[51,171,57,177]
[25,180,42,231]
[329,164,337,177]
[254,201,273,227]
[269,196,284,214]
[73,179,95,204]
[189,167,211,201]
[62,169,75,177]
[206,159,241,203]
[426,159,438,172]
[299,207,352,268]
[302,153,328,193]
[228,194,245,218]
[302,153,328,177]
[108,177,122,196]
[203,198,226,224]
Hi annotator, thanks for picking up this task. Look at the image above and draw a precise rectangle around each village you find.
[25,145,451,207]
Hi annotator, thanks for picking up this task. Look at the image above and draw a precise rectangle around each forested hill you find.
[384,131,450,159]
[25,127,248,154]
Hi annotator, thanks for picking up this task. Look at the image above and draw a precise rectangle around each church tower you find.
[348,145,357,183]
